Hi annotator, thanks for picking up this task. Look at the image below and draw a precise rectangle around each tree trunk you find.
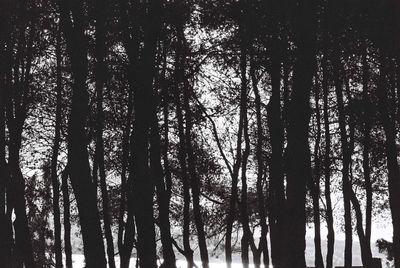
[285,1,316,266]
[150,89,176,267]
[250,56,270,268]
[362,39,373,251]
[173,21,194,268]
[51,27,63,268]
[62,168,72,268]
[237,28,254,268]
[118,87,135,268]
[267,28,287,268]
[377,53,400,268]
[332,50,352,268]
[5,19,35,267]
[322,53,334,268]
[310,76,324,268]
[0,15,12,267]
[93,0,116,266]
[349,189,373,268]
[181,37,210,268]
[58,0,107,266]
[117,1,137,266]
[128,1,162,267]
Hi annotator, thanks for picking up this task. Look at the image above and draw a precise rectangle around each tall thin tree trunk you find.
[267,28,286,268]
[0,15,12,267]
[118,88,135,268]
[362,38,373,250]
[181,39,209,268]
[250,56,269,268]
[311,76,324,268]
[51,27,63,268]
[377,53,400,268]
[62,168,72,268]
[332,50,352,268]
[117,1,137,266]
[173,22,194,268]
[322,53,334,268]
[237,25,252,268]
[93,0,116,266]
[150,88,176,267]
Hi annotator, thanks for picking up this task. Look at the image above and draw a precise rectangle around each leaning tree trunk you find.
[58,0,107,266]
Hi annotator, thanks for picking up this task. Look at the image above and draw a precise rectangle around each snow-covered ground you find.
[68,225,392,267]
[70,255,272,268]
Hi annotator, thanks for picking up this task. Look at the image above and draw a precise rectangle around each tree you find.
[57,0,107,266]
